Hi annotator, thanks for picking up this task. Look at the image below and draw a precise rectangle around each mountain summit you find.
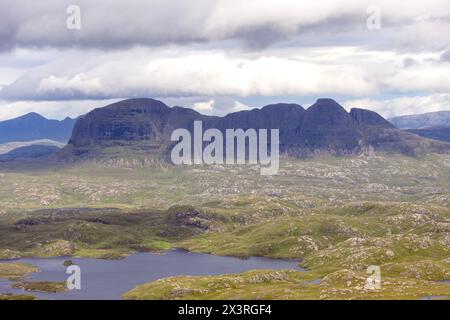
[59,98,450,161]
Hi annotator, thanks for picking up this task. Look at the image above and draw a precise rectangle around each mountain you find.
[0,113,76,143]
[59,98,450,161]
[389,111,450,129]
[406,126,450,143]
[296,99,363,156]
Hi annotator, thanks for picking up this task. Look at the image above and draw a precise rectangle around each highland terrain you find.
[0,98,449,300]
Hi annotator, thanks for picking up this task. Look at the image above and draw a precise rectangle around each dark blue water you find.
[0,249,303,300]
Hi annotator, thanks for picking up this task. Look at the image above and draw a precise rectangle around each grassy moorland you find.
[1,154,450,211]
[0,154,449,299]
[123,269,450,300]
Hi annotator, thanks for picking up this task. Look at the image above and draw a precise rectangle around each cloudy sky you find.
[0,0,450,120]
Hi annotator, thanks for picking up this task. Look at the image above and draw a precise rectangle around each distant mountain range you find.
[0,112,76,144]
[388,110,450,143]
[389,111,450,129]
[58,98,450,161]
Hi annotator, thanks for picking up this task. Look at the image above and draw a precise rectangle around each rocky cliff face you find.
[294,99,363,156]
[69,98,204,147]
[350,108,394,127]
[60,98,450,161]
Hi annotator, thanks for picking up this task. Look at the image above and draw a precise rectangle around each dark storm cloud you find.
[0,0,214,51]
[1,0,449,52]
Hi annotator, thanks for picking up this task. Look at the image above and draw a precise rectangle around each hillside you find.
[407,126,450,143]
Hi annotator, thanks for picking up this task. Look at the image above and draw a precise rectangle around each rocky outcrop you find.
[294,98,364,156]
[59,98,450,161]
[68,98,204,147]
[166,205,216,232]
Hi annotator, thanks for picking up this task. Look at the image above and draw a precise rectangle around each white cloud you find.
[193,99,215,112]
[0,99,119,121]
[0,68,23,87]
[0,47,379,100]
[3,46,450,103]
[385,63,450,93]
[1,1,450,118]
[231,101,252,112]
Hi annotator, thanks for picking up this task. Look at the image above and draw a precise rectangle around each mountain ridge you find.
[59,98,450,161]
[389,110,450,129]
[0,112,76,143]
